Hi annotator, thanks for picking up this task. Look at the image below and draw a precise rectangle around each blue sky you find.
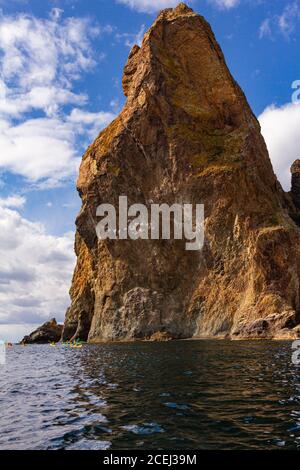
[0,0,299,341]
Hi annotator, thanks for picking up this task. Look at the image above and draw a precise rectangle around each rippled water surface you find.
[1,340,300,449]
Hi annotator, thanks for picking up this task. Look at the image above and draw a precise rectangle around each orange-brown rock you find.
[63,3,300,342]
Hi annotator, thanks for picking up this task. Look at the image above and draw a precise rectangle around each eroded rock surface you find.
[63,3,300,342]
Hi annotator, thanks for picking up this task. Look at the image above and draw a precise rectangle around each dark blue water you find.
[1,340,300,450]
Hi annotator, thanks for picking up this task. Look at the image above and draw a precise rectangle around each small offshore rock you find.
[21,318,63,344]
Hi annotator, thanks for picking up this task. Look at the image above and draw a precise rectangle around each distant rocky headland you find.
[25,3,300,344]
[21,319,63,344]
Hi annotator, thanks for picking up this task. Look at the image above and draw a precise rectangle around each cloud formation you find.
[278,1,300,37]
[0,11,114,187]
[0,12,99,117]
[0,110,115,186]
[0,195,26,208]
[0,9,117,340]
[68,108,116,139]
[0,205,75,339]
[208,0,239,9]
[0,117,79,184]
[259,102,300,191]
[259,1,300,39]
[116,0,180,14]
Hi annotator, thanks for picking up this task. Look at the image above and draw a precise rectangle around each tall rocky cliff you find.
[62,3,300,342]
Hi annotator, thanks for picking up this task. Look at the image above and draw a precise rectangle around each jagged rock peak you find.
[122,4,197,97]
[121,0,259,142]
[122,3,219,99]
[158,2,195,17]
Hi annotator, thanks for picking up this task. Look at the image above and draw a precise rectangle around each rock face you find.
[63,3,300,342]
[21,318,63,344]
[291,160,300,211]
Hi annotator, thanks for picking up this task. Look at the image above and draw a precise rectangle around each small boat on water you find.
[58,340,85,349]
[70,343,83,349]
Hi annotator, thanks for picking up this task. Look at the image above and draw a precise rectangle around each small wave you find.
[164,402,190,410]
[121,422,165,435]
[67,439,111,450]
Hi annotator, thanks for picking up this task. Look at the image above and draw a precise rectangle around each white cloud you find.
[259,1,300,40]
[0,12,115,186]
[116,0,180,14]
[278,1,300,37]
[208,0,239,9]
[0,195,26,208]
[0,109,115,185]
[0,82,87,119]
[259,18,272,39]
[0,205,75,341]
[68,108,116,140]
[0,13,99,113]
[259,102,300,191]
[0,116,79,184]
[68,108,115,126]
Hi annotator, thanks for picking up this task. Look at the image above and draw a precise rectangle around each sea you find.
[0,340,300,450]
